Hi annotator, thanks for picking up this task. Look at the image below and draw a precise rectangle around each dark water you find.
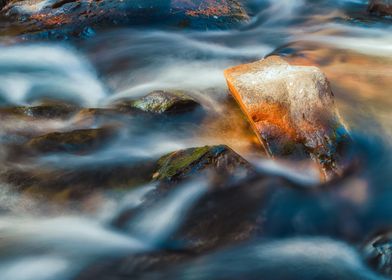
[0,0,391,279]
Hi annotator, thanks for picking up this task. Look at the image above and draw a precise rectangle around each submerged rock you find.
[0,101,79,119]
[363,230,392,277]
[114,90,200,115]
[153,145,253,182]
[224,56,351,180]
[151,238,382,280]
[25,127,116,154]
[369,0,392,16]
[0,0,248,38]
[0,160,156,201]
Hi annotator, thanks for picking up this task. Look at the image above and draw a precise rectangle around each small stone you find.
[224,56,351,180]
[114,90,200,114]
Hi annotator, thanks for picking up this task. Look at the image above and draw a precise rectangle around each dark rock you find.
[25,127,116,154]
[114,90,200,115]
[363,230,392,277]
[0,159,156,201]
[369,0,392,16]
[0,101,79,119]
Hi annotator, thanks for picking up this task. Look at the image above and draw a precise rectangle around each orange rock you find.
[224,56,351,180]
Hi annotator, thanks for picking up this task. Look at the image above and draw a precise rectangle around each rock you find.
[25,127,116,154]
[363,230,392,277]
[0,101,79,120]
[170,0,249,29]
[114,90,200,115]
[152,145,253,182]
[224,56,351,180]
[368,0,392,16]
[0,160,156,201]
[0,0,248,38]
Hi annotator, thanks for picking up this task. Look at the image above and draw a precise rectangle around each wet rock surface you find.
[25,126,116,154]
[153,145,253,182]
[369,0,392,15]
[0,0,249,38]
[224,56,352,180]
[114,90,201,115]
[363,230,392,277]
[0,159,156,201]
[0,101,79,119]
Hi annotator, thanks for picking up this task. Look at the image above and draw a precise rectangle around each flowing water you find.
[0,0,391,279]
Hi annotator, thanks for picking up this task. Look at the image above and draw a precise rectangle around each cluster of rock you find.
[0,0,249,38]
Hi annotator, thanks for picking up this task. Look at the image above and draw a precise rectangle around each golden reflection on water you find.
[286,42,392,140]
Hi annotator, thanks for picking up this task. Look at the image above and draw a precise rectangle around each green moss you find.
[155,146,211,180]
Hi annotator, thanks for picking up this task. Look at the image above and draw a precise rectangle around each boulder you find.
[0,0,248,38]
[114,90,200,115]
[224,56,351,180]
[368,0,392,15]
[25,127,116,154]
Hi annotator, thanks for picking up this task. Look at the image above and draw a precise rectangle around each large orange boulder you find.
[224,56,351,180]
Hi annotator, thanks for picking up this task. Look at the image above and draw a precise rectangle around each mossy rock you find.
[114,90,200,114]
[25,127,116,154]
[153,145,253,182]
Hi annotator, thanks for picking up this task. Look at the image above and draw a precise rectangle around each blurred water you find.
[0,0,391,279]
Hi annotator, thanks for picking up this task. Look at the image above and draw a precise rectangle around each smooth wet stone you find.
[0,101,79,119]
[25,127,116,154]
[0,0,248,38]
[114,90,200,115]
[224,56,351,180]
[363,230,392,277]
[369,0,392,15]
[153,145,253,182]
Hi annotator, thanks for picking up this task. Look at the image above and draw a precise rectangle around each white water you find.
[0,0,391,279]
[0,45,107,107]
[0,180,207,280]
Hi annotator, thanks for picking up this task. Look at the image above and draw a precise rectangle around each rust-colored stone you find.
[224,56,351,180]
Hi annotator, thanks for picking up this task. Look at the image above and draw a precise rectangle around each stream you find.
[0,0,391,279]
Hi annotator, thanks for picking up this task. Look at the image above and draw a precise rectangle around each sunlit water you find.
[0,0,391,279]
